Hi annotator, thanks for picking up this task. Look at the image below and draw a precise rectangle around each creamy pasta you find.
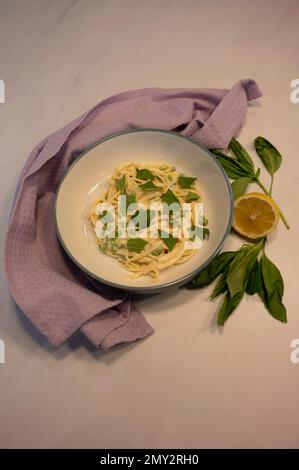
[89,161,209,280]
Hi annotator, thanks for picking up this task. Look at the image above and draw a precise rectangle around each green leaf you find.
[136,168,155,181]
[218,290,244,326]
[245,259,262,295]
[203,216,208,226]
[231,177,251,199]
[211,271,228,299]
[185,251,237,289]
[127,238,148,253]
[158,230,178,251]
[229,138,255,172]
[259,253,287,322]
[212,150,250,179]
[116,175,126,193]
[227,241,263,298]
[125,193,136,209]
[185,191,200,202]
[161,189,180,205]
[255,136,282,175]
[267,290,287,322]
[139,180,160,191]
[177,174,197,189]
[260,253,284,297]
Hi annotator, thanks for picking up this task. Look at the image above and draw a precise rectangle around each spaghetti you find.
[89,161,209,280]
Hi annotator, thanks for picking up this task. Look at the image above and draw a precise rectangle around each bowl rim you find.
[54,128,234,291]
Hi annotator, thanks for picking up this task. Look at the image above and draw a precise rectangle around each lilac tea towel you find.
[5,79,262,350]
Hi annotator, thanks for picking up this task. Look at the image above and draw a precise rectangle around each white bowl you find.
[55,129,233,293]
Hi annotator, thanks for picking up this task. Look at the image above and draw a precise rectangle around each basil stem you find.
[254,178,290,229]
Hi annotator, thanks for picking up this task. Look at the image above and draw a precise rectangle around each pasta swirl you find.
[89,161,209,280]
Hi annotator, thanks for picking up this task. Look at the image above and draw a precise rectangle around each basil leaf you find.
[158,229,178,251]
[227,241,263,298]
[259,253,287,322]
[116,175,126,193]
[136,169,155,181]
[185,251,237,289]
[177,174,197,189]
[212,150,250,179]
[260,253,284,297]
[231,177,251,199]
[127,238,147,253]
[185,191,200,202]
[255,136,282,175]
[125,193,136,209]
[218,290,244,326]
[229,138,255,172]
[211,271,228,299]
[268,290,287,322]
[139,181,160,191]
[245,259,262,295]
[161,189,180,205]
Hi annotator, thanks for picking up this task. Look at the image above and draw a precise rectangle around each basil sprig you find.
[185,136,289,326]
[185,239,287,325]
[259,253,287,322]
[212,137,289,229]
[187,251,237,289]
[255,136,282,194]
[226,240,263,298]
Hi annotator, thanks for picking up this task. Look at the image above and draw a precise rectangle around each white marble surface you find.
[1,0,299,449]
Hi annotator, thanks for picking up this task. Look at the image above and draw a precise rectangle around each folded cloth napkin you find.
[5,79,262,350]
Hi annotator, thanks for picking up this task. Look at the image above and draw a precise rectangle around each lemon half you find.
[233,192,279,239]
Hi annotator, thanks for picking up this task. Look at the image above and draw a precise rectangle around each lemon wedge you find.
[233,192,279,239]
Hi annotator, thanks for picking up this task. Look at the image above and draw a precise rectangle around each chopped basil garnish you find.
[139,181,160,191]
[127,238,148,253]
[161,189,180,205]
[115,175,126,193]
[177,174,197,189]
[185,191,199,202]
[136,168,155,181]
[158,229,178,251]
